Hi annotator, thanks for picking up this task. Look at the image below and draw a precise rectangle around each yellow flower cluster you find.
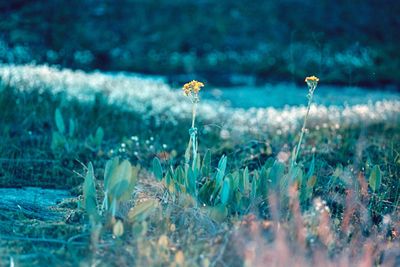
[305,76,319,88]
[182,80,204,96]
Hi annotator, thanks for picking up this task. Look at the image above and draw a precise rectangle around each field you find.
[0,64,399,266]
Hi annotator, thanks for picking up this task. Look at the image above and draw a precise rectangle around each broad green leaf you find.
[109,160,132,199]
[198,181,214,205]
[220,178,231,205]
[104,157,119,191]
[195,152,201,175]
[152,157,163,181]
[51,131,66,151]
[369,165,381,192]
[230,172,239,191]
[83,162,99,220]
[175,166,185,185]
[55,108,65,134]
[94,127,104,147]
[215,155,227,186]
[201,150,212,177]
[184,137,192,164]
[212,155,227,201]
[165,170,172,187]
[187,168,197,196]
[289,165,302,183]
[251,178,258,200]
[251,170,259,199]
[128,199,159,222]
[239,167,250,193]
[119,165,139,201]
[259,169,269,199]
[263,157,275,169]
[110,180,130,200]
[69,118,75,137]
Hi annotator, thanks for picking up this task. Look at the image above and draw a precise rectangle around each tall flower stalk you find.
[292,76,319,165]
[182,80,204,169]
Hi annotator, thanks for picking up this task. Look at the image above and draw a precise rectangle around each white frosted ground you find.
[1,64,399,137]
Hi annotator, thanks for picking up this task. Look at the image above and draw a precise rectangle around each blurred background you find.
[1,0,399,87]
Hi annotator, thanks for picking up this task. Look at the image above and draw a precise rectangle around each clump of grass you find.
[151,78,323,220]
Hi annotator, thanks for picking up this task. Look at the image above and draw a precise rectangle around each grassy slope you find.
[0,72,399,266]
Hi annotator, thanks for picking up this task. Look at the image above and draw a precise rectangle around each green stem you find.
[293,90,314,165]
[191,101,198,170]
[192,102,197,129]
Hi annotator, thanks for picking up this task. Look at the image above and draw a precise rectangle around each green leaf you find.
[187,168,197,196]
[83,162,99,220]
[128,199,159,222]
[119,165,139,201]
[201,150,212,177]
[269,161,285,189]
[230,172,239,191]
[306,156,315,179]
[175,166,185,185]
[110,180,130,200]
[165,170,172,187]
[104,157,119,191]
[263,157,275,169]
[259,168,269,199]
[220,178,231,205]
[215,155,227,186]
[94,127,104,147]
[198,180,214,205]
[369,165,381,192]
[211,155,228,201]
[69,118,75,137]
[184,137,192,165]
[289,165,302,183]
[55,108,65,134]
[251,170,259,199]
[195,152,201,174]
[51,131,66,151]
[109,160,132,199]
[152,157,163,181]
[239,167,250,193]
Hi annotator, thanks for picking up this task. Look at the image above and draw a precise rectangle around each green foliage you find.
[55,108,65,134]
[128,199,159,222]
[152,157,163,181]
[82,157,139,220]
[86,127,104,151]
[102,158,139,216]
[369,165,382,192]
[82,162,99,222]
[51,108,77,154]
[220,178,231,205]
[51,108,104,155]
[154,152,319,218]
[298,156,316,204]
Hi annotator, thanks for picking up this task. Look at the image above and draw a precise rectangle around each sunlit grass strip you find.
[1,64,398,137]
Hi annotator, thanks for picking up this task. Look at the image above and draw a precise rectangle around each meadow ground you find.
[0,65,399,266]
